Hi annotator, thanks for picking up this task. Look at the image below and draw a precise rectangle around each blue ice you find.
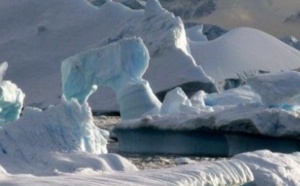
[61,38,161,120]
[0,62,25,125]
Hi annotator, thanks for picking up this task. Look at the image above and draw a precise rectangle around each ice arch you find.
[61,38,161,121]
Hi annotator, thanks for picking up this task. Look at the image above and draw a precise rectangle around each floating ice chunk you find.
[247,71,300,107]
[62,38,161,121]
[160,87,200,114]
[0,62,25,125]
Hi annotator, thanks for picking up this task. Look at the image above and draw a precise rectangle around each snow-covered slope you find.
[0,0,212,112]
[189,27,300,82]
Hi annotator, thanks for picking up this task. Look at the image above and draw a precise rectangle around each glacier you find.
[62,38,161,120]
[0,62,25,125]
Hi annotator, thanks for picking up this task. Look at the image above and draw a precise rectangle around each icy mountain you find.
[189,27,300,82]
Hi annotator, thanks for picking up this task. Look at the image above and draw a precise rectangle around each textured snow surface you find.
[0,159,253,186]
[2,149,300,185]
[190,27,300,82]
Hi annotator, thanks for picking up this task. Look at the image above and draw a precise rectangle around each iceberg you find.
[247,71,300,108]
[62,38,161,120]
[0,98,136,175]
[0,62,25,125]
[116,71,300,155]
[190,27,300,82]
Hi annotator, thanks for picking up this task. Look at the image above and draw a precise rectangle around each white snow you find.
[189,27,300,82]
[234,150,300,186]
[0,159,253,186]
[2,148,300,186]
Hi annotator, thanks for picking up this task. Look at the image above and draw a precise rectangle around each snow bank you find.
[234,150,300,186]
[0,159,253,186]
[189,27,300,82]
